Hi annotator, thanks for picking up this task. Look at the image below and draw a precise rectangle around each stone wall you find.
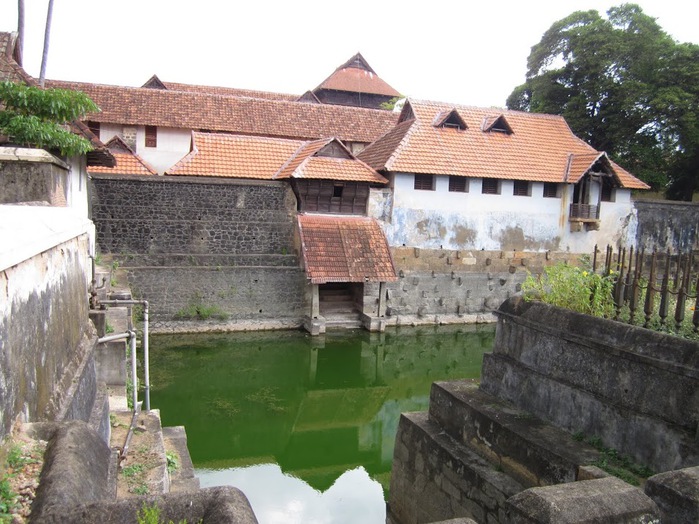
[90,175,307,328]
[0,148,70,206]
[634,199,699,252]
[0,205,98,440]
[481,297,699,473]
[372,248,578,326]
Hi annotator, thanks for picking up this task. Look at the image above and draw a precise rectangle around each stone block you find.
[505,477,659,523]
[645,466,699,524]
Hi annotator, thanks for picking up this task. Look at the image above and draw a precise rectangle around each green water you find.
[150,324,494,524]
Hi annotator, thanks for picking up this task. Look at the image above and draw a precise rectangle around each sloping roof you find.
[275,138,388,183]
[88,136,156,175]
[167,132,302,178]
[159,79,298,101]
[0,32,32,84]
[297,214,397,284]
[314,53,400,97]
[359,99,649,190]
[45,80,399,143]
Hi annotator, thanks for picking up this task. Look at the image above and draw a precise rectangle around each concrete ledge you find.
[645,465,699,523]
[429,380,601,487]
[34,486,258,524]
[505,477,660,523]
[30,421,112,522]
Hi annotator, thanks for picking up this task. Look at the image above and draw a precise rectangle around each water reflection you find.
[198,465,385,524]
[151,325,494,522]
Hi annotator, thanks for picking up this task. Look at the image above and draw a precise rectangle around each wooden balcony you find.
[569,203,600,222]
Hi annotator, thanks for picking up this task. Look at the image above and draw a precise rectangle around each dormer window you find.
[434,109,467,131]
[482,115,513,134]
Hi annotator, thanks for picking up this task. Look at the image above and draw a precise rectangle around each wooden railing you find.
[570,203,600,220]
[592,245,699,332]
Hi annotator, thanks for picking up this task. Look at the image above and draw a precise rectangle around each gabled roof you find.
[297,214,397,284]
[142,74,167,89]
[434,109,467,130]
[359,99,649,189]
[275,138,387,184]
[45,80,399,143]
[88,136,156,175]
[482,114,513,134]
[167,132,302,179]
[565,151,636,188]
[314,53,400,97]
[156,78,298,101]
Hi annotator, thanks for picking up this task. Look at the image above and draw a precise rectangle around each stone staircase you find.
[320,285,362,329]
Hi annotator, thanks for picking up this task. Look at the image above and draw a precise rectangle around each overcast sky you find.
[1,1,697,108]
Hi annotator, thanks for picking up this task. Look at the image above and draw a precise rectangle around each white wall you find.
[98,125,192,174]
[376,173,636,253]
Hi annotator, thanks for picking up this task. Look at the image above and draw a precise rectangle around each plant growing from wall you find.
[522,263,616,318]
[0,80,99,156]
[174,293,228,321]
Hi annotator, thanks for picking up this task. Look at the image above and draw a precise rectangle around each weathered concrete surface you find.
[0,205,97,440]
[35,486,258,524]
[388,411,524,524]
[428,381,602,488]
[505,477,660,523]
[645,465,699,523]
[480,297,699,473]
[30,421,113,522]
[0,148,70,206]
[635,199,699,252]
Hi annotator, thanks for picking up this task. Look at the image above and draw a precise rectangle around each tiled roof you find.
[45,80,399,143]
[0,32,32,84]
[316,53,400,97]
[161,80,299,101]
[297,214,397,284]
[359,99,649,190]
[168,132,302,178]
[88,136,156,175]
[275,138,388,183]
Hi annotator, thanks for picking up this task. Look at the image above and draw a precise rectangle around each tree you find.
[0,81,98,157]
[507,4,699,201]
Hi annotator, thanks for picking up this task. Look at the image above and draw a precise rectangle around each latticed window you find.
[543,182,559,198]
[513,180,531,197]
[481,178,500,195]
[145,125,157,147]
[414,174,435,191]
[448,176,468,193]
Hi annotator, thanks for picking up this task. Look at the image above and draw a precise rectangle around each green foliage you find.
[379,96,404,111]
[0,477,17,520]
[174,294,228,321]
[137,502,197,524]
[507,4,699,200]
[0,81,99,156]
[166,451,179,473]
[522,263,616,317]
[584,435,654,485]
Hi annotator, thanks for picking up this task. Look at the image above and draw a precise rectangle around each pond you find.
[150,324,495,524]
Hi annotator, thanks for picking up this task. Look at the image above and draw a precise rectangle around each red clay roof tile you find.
[45,80,399,143]
[88,136,156,175]
[298,214,397,284]
[360,99,649,190]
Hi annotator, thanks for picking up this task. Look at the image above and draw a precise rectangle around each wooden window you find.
[513,180,531,197]
[87,121,100,139]
[481,178,500,195]
[145,125,157,147]
[601,183,614,202]
[448,176,468,193]
[333,185,344,198]
[414,174,435,191]
[543,182,559,198]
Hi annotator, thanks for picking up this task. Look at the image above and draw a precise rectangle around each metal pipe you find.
[142,301,150,410]
[129,329,138,411]
[99,299,151,411]
[97,332,133,344]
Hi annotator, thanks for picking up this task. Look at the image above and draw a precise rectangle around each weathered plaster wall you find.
[0,148,70,206]
[381,173,637,253]
[634,199,699,252]
[0,205,97,440]
[90,175,307,329]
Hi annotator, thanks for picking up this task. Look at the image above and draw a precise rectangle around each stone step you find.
[163,426,201,492]
[428,380,602,488]
[325,317,363,330]
[389,411,524,524]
